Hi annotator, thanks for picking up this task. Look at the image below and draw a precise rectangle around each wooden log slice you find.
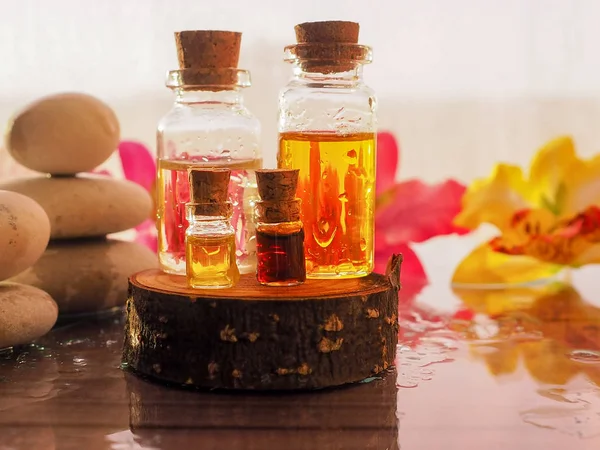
[123,254,401,390]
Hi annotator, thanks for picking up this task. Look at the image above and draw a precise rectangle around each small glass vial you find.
[157,30,261,276]
[185,168,240,289]
[255,169,306,286]
[277,21,376,279]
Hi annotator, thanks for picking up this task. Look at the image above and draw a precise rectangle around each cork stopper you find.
[295,21,359,44]
[255,169,301,223]
[188,168,231,216]
[173,30,243,89]
[256,169,299,202]
[285,21,371,73]
[175,30,241,69]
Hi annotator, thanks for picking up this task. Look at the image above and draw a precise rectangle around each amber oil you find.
[186,233,240,289]
[278,131,375,278]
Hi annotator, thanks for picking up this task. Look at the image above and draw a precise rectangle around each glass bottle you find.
[185,168,239,289]
[255,169,306,286]
[157,30,261,276]
[277,21,377,279]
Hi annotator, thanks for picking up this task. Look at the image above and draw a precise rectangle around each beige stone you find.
[0,176,152,239]
[0,282,58,349]
[10,238,158,314]
[5,92,120,175]
[0,190,50,281]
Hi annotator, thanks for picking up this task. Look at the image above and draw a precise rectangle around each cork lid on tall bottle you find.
[284,20,372,73]
[170,30,247,89]
[188,168,232,216]
[255,169,302,223]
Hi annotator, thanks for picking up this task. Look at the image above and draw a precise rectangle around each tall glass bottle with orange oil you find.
[277,21,377,278]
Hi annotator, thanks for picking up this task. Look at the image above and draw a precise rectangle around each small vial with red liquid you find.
[255,169,306,286]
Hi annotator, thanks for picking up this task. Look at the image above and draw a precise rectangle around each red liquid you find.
[256,226,306,286]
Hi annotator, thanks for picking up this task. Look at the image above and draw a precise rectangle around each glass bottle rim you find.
[166,68,251,90]
[283,43,373,65]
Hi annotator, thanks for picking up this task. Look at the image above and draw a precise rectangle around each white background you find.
[2,0,600,182]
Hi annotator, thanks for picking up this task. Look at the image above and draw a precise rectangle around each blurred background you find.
[1,0,600,182]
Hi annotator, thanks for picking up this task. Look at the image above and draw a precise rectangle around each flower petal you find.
[117,141,156,192]
[528,136,577,216]
[454,164,532,232]
[488,208,558,253]
[375,131,399,197]
[376,179,468,244]
[375,242,427,299]
[451,242,560,286]
[490,206,600,267]
[528,135,600,218]
[563,154,600,218]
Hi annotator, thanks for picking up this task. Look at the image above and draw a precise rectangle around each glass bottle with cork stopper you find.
[157,30,262,276]
[277,21,376,279]
[255,169,306,286]
[185,168,240,289]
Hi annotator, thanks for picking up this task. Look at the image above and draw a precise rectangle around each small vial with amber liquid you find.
[185,168,240,289]
[278,21,377,279]
[255,169,306,286]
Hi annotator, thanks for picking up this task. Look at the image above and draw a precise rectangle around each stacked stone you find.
[1,93,157,316]
[0,191,57,348]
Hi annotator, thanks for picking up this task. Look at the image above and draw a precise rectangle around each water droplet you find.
[333,107,345,118]
[568,349,600,364]
[60,338,89,347]
[73,357,87,367]
[322,172,328,180]
[338,192,348,202]
[317,219,330,234]
[360,376,382,384]
[360,238,367,251]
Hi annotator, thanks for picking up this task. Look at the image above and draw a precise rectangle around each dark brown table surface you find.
[1,243,600,449]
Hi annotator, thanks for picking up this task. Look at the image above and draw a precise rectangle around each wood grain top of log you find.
[130,269,394,301]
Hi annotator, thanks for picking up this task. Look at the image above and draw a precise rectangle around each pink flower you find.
[375,131,468,299]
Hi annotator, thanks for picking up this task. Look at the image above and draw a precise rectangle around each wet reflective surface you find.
[1,245,600,449]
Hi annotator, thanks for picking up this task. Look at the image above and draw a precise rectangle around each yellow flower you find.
[453,136,600,285]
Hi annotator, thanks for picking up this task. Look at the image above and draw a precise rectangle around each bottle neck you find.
[174,88,244,106]
[292,64,365,86]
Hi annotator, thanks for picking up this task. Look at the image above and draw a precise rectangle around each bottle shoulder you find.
[278,82,377,133]
[256,221,304,235]
[157,103,262,160]
[187,219,235,236]
[158,103,261,131]
[279,81,376,99]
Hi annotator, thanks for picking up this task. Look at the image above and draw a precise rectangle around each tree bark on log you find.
[122,254,401,390]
